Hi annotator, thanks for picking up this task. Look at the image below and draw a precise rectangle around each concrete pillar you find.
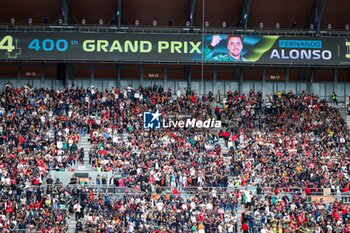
[334,68,339,102]
[65,64,71,87]
[41,63,45,87]
[285,67,289,93]
[117,0,122,27]
[186,65,191,89]
[239,68,243,94]
[90,65,95,88]
[140,65,144,88]
[164,65,168,91]
[62,0,69,25]
[262,67,266,98]
[212,66,217,95]
[116,64,121,88]
[309,68,314,93]
[17,63,21,87]
[189,0,196,27]
[333,68,338,92]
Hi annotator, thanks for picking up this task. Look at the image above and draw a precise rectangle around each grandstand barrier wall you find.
[50,171,113,186]
[26,183,350,204]
[1,79,350,103]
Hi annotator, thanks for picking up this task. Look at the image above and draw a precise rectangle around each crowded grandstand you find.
[0,0,350,232]
[0,84,348,232]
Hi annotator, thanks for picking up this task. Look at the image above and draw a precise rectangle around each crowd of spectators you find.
[0,84,85,232]
[63,186,350,233]
[0,83,349,232]
[225,90,350,191]
[239,189,350,233]
[86,87,350,192]
[68,187,239,233]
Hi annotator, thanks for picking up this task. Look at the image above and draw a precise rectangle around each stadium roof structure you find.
[0,0,348,35]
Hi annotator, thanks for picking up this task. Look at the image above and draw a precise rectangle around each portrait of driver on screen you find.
[204,35,248,62]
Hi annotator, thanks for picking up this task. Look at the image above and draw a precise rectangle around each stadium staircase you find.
[122,132,130,146]
[65,134,93,232]
[66,134,92,232]
[66,124,233,232]
[219,137,246,228]
[67,216,77,232]
[335,104,350,128]
[67,131,131,232]
[76,134,94,171]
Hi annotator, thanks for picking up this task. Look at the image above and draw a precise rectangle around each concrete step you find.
[75,161,94,170]
[76,168,94,172]
[82,140,90,145]
[342,112,350,129]
[80,143,91,146]
[67,214,76,233]
[80,140,90,143]
[78,135,93,172]
[80,140,90,144]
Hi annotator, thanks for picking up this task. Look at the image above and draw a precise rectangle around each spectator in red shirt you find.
[305,187,311,195]
[223,130,230,147]
[241,222,249,233]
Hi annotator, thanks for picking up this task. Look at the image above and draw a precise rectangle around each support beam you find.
[164,65,168,91]
[333,68,338,93]
[212,66,217,95]
[65,64,71,87]
[239,68,243,94]
[233,67,240,81]
[41,63,45,87]
[308,0,328,34]
[185,65,191,89]
[262,67,266,98]
[309,68,314,93]
[285,67,289,93]
[240,0,253,30]
[61,0,69,25]
[140,65,144,86]
[117,0,122,27]
[189,0,196,27]
[17,63,21,87]
[116,64,121,88]
[91,65,95,88]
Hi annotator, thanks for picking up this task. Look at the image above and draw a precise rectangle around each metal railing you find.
[0,23,349,37]
[24,184,350,198]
